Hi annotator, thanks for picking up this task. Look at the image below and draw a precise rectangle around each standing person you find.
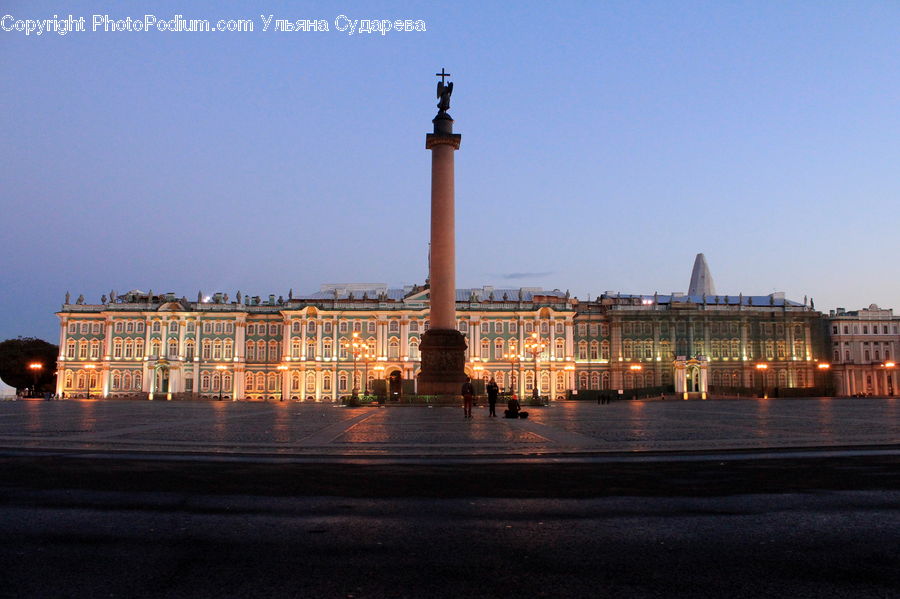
[461,377,475,418]
[486,377,499,417]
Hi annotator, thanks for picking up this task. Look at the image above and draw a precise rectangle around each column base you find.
[417,328,468,396]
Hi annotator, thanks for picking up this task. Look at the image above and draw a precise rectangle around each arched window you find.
[292,321,301,334]
[389,320,399,333]
[623,340,633,360]
[64,370,73,389]
[495,339,505,360]
[201,340,211,360]
[556,371,565,390]
[246,374,255,392]
[66,340,76,359]
[270,340,280,361]
[601,373,609,390]
[185,340,195,361]
[578,341,588,360]
[223,339,233,360]
[150,339,160,358]
[323,339,333,359]
[589,341,599,361]
[306,372,316,393]
[579,372,589,389]
[291,338,301,358]
[78,340,88,360]
[134,372,142,390]
[152,321,160,333]
[113,338,123,359]
[291,372,301,391]
[496,372,505,388]
[246,342,256,361]
[590,372,600,390]
[409,321,419,333]
[223,373,232,390]
[211,373,221,392]
[322,372,332,392]
[256,372,265,391]
[338,372,348,392]
[124,339,133,359]
[600,341,610,360]
[388,338,400,359]
[201,372,210,391]
[555,338,564,359]
[624,373,634,389]
[480,338,490,359]
[123,372,132,390]
[409,338,420,361]
[540,372,550,392]
[525,371,534,391]
[135,339,144,358]
[168,339,178,358]
[213,340,222,361]
[307,339,316,360]
[112,371,121,390]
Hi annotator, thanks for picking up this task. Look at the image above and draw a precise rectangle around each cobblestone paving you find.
[0,397,896,456]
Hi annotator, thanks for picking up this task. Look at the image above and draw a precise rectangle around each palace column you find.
[417,71,468,395]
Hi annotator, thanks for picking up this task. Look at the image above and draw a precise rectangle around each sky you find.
[2,0,899,343]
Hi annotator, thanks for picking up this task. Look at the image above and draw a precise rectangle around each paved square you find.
[0,397,896,457]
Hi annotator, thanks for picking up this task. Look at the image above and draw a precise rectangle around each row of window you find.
[833,348,892,363]
[832,323,899,336]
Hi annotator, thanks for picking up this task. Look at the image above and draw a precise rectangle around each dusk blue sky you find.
[2,1,899,343]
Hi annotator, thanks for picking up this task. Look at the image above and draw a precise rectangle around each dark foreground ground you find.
[2,451,899,599]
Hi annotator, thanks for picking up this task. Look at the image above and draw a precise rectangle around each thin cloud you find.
[499,271,554,280]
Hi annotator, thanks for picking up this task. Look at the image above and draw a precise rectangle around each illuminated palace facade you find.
[55,283,827,401]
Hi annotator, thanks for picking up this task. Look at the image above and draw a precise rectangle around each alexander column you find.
[417,68,468,395]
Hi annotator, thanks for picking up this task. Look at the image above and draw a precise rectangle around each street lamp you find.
[277,364,288,402]
[28,362,42,397]
[83,364,96,399]
[361,349,375,397]
[755,363,768,398]
[341,332,367,399]
[502,352,520,395]
[215,364,227,401]
[524,332,546,402]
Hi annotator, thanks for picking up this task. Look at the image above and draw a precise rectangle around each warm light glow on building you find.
[755,363,768,369]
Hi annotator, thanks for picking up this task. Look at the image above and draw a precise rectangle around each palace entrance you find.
[388,369,402,401]
[673,356,709,399]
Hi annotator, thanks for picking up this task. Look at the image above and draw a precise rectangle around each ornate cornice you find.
[425,133,461,150]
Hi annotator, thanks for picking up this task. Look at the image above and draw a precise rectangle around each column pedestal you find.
[418,328,468,396]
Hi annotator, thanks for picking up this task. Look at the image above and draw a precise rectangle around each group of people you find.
[461,377,528,419]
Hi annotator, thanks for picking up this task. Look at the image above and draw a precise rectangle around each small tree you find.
[0,337,58,393]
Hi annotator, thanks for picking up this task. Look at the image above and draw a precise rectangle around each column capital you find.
[425,133,461,150]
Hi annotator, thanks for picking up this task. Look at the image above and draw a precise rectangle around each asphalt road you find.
[1,489,898,599]
[1,451,899,598]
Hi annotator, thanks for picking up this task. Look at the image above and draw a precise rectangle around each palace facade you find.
[825,305,900,396]
[56,280,829,401]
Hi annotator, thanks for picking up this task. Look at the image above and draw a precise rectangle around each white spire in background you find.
[688,253,716,296]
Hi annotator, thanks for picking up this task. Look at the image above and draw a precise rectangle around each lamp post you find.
[28,362,42,397]
[755,363,768,398]
[341,332,366,399]
[277,364,288,401]
[361,350,375,397]
[83,364,96,399]
[880,361,895,396]
[524,332,546,402]
[502,352,520,396]
[215,364,227,401]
